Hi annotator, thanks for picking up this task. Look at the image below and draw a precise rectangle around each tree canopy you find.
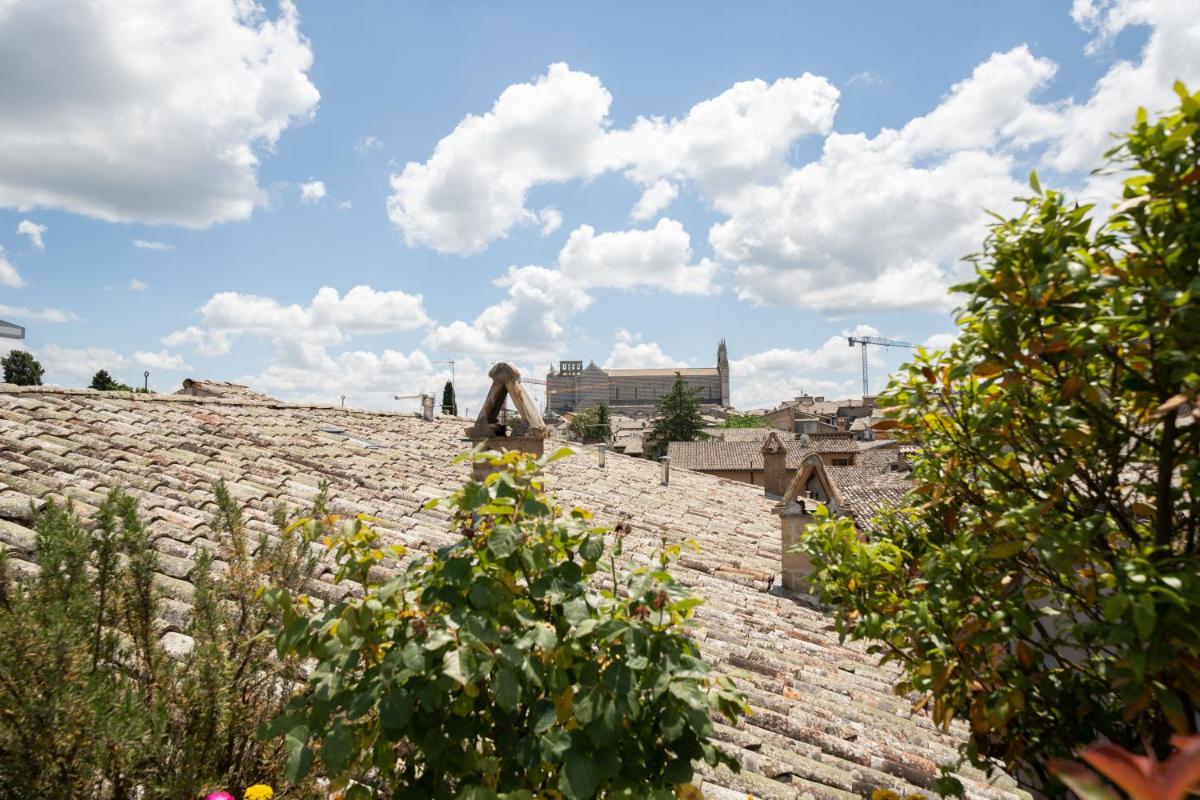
[89,369,133,391]
[647,374,707,459]
[797,84,1200,794]
[567,402,613,444]
[441,380,458,416]
[1,349,43,386]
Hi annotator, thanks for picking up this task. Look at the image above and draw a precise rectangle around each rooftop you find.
[0,384,1021,800]
[668,436,860,473]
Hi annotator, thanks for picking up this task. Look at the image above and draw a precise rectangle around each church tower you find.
[717,339,731,408]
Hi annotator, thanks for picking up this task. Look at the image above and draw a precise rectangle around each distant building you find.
[546,340,730,413]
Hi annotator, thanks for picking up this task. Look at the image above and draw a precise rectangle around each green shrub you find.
[264,448,749,799]
[566,402,613,444]
[797,85,1200,794]
[0,482,327,798]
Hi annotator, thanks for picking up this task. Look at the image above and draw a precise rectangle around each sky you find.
[0,0,1196,415]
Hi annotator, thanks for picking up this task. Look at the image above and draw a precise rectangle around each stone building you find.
[546,340,730,413]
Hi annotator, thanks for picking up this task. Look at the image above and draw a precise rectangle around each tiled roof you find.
[177,378,274,401]
[667,437,860,472]
[701,427,790,442]
[0,385,1022,800]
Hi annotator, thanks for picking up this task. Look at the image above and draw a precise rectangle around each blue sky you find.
[0,0,1195,412]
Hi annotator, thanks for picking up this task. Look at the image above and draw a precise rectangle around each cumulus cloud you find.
[16,219,45,250]
[713,47,1057,311]
[537,207,562,237]
[387,63,616,255]
[167,284,433,355]
[133,239,173,251]
[129,278,148,291]
[388,64,837,255]
[0,246,23,288]
[731,325,892,408]
[630,179,678,221]
[1046,0,1200,197]
[0,303,78,323]
[603,330,683,370]
[557,219,719,295]
[35,344,188,382]
[425,266,592,359]
[299,179,327,204]
[0,0,319,227]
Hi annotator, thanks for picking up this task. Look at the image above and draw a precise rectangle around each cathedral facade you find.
[546,340,730,414]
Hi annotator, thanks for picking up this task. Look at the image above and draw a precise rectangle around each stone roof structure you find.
[0,384,1022,800]
[668,437,860,473]
[176,378,274,401]
[701,427,792,443]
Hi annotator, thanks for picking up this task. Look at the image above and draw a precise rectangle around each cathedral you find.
[545,340,730,414]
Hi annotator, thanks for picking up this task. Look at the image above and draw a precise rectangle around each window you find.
[832,457,850,467]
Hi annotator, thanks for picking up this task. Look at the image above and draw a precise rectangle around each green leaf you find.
[284,724,313,783]
[495,666,520,712]
[563,597,590,626]
[488,524,520,558]
[1133,594,1156,639]
[579,534,604,562]
[1029,170,1042,195]
[559,748,600,799]
[443,647,469,685]
[320,720,353,774]
[379,688,414,737]
[985,540,1023,560]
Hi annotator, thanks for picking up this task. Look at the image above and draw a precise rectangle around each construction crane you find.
[847,336,914,397]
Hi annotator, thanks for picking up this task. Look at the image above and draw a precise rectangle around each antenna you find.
[847,336,915,396]
[143,370,149,393]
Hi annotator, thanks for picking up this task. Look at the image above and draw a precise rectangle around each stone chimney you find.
[465,362,548,480]
[761,431,789,498]
[777,499,816,592]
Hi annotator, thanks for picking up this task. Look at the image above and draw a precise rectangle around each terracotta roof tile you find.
[0,384,1023,800]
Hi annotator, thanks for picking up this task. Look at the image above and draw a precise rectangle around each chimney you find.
[660,455,671,485]
[465,362,548,480]
[761,431,789,497]
[777,498,816,592]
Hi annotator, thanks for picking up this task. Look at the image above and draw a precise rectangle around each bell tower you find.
[717,339,730,408]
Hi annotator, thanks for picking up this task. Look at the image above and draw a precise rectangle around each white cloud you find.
[1047,0,1200,177]
[166,285,432,355]
[0,0,319,227]
[35,344,187,382]
[711,48,1055,312]
[0,246,23,288]
[603,330,682,369]
[387,63,616,255]
[299,179,327,204]
[239,340,502,413]
[923,332,959,352]
[847,71,882,87]
[16,219,45,250]
[537,207,562,237]
[133,239,174,251]
[337,200,353,211]
[388,65,839,256]
[611,74,839,196]
[558,219,719,295]
[731,325,889,408]
[355,135,383,154]
[133,349,189,371]
[0,303,78,323]
[129,278,148,291]
[631,179,678,221]
[425,265,592,359]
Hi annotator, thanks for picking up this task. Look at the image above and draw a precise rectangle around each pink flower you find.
[206,793,235,800]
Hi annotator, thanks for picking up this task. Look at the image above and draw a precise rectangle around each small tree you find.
[1,349,43,386]
[647,374,706,458]
[567,402,613,443]
[797,85,1200,794]
[441,379,458,416]
[0,484,328,797]
[719,413,766,429]
[89,369,133,391]
[264,449,749,798]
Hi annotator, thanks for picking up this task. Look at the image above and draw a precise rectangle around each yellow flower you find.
[675,785,704,800]
[870,791,900,800]
[244,785,274,800]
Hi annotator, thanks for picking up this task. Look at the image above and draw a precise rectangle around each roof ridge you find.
[0,384,439,417]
